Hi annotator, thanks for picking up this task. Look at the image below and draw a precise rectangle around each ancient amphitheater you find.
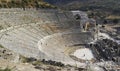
[0,8,107,67]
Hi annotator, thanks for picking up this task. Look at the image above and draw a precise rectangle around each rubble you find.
[88,39,120,64]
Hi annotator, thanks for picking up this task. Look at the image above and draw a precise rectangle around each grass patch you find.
[0,67,12,71]
[32,60,43,66]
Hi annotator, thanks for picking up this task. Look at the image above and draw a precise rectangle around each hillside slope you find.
[0,0,56,8]
[44,0,88,4]
[45,0,120,15]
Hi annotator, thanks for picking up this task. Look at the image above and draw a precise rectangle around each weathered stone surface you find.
[0,8,94,67]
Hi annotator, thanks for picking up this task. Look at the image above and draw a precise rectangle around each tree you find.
[35,1,39,10]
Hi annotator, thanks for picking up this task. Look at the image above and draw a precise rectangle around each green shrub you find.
[0,44,4,48]
[20,56,37,63]
[0,25,3,30]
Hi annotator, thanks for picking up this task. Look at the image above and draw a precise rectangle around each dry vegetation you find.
[0,0,56,8]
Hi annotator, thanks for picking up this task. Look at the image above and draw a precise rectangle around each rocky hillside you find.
[0,0,56,8]
[45,0,120,15]
[44,0,91,4]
